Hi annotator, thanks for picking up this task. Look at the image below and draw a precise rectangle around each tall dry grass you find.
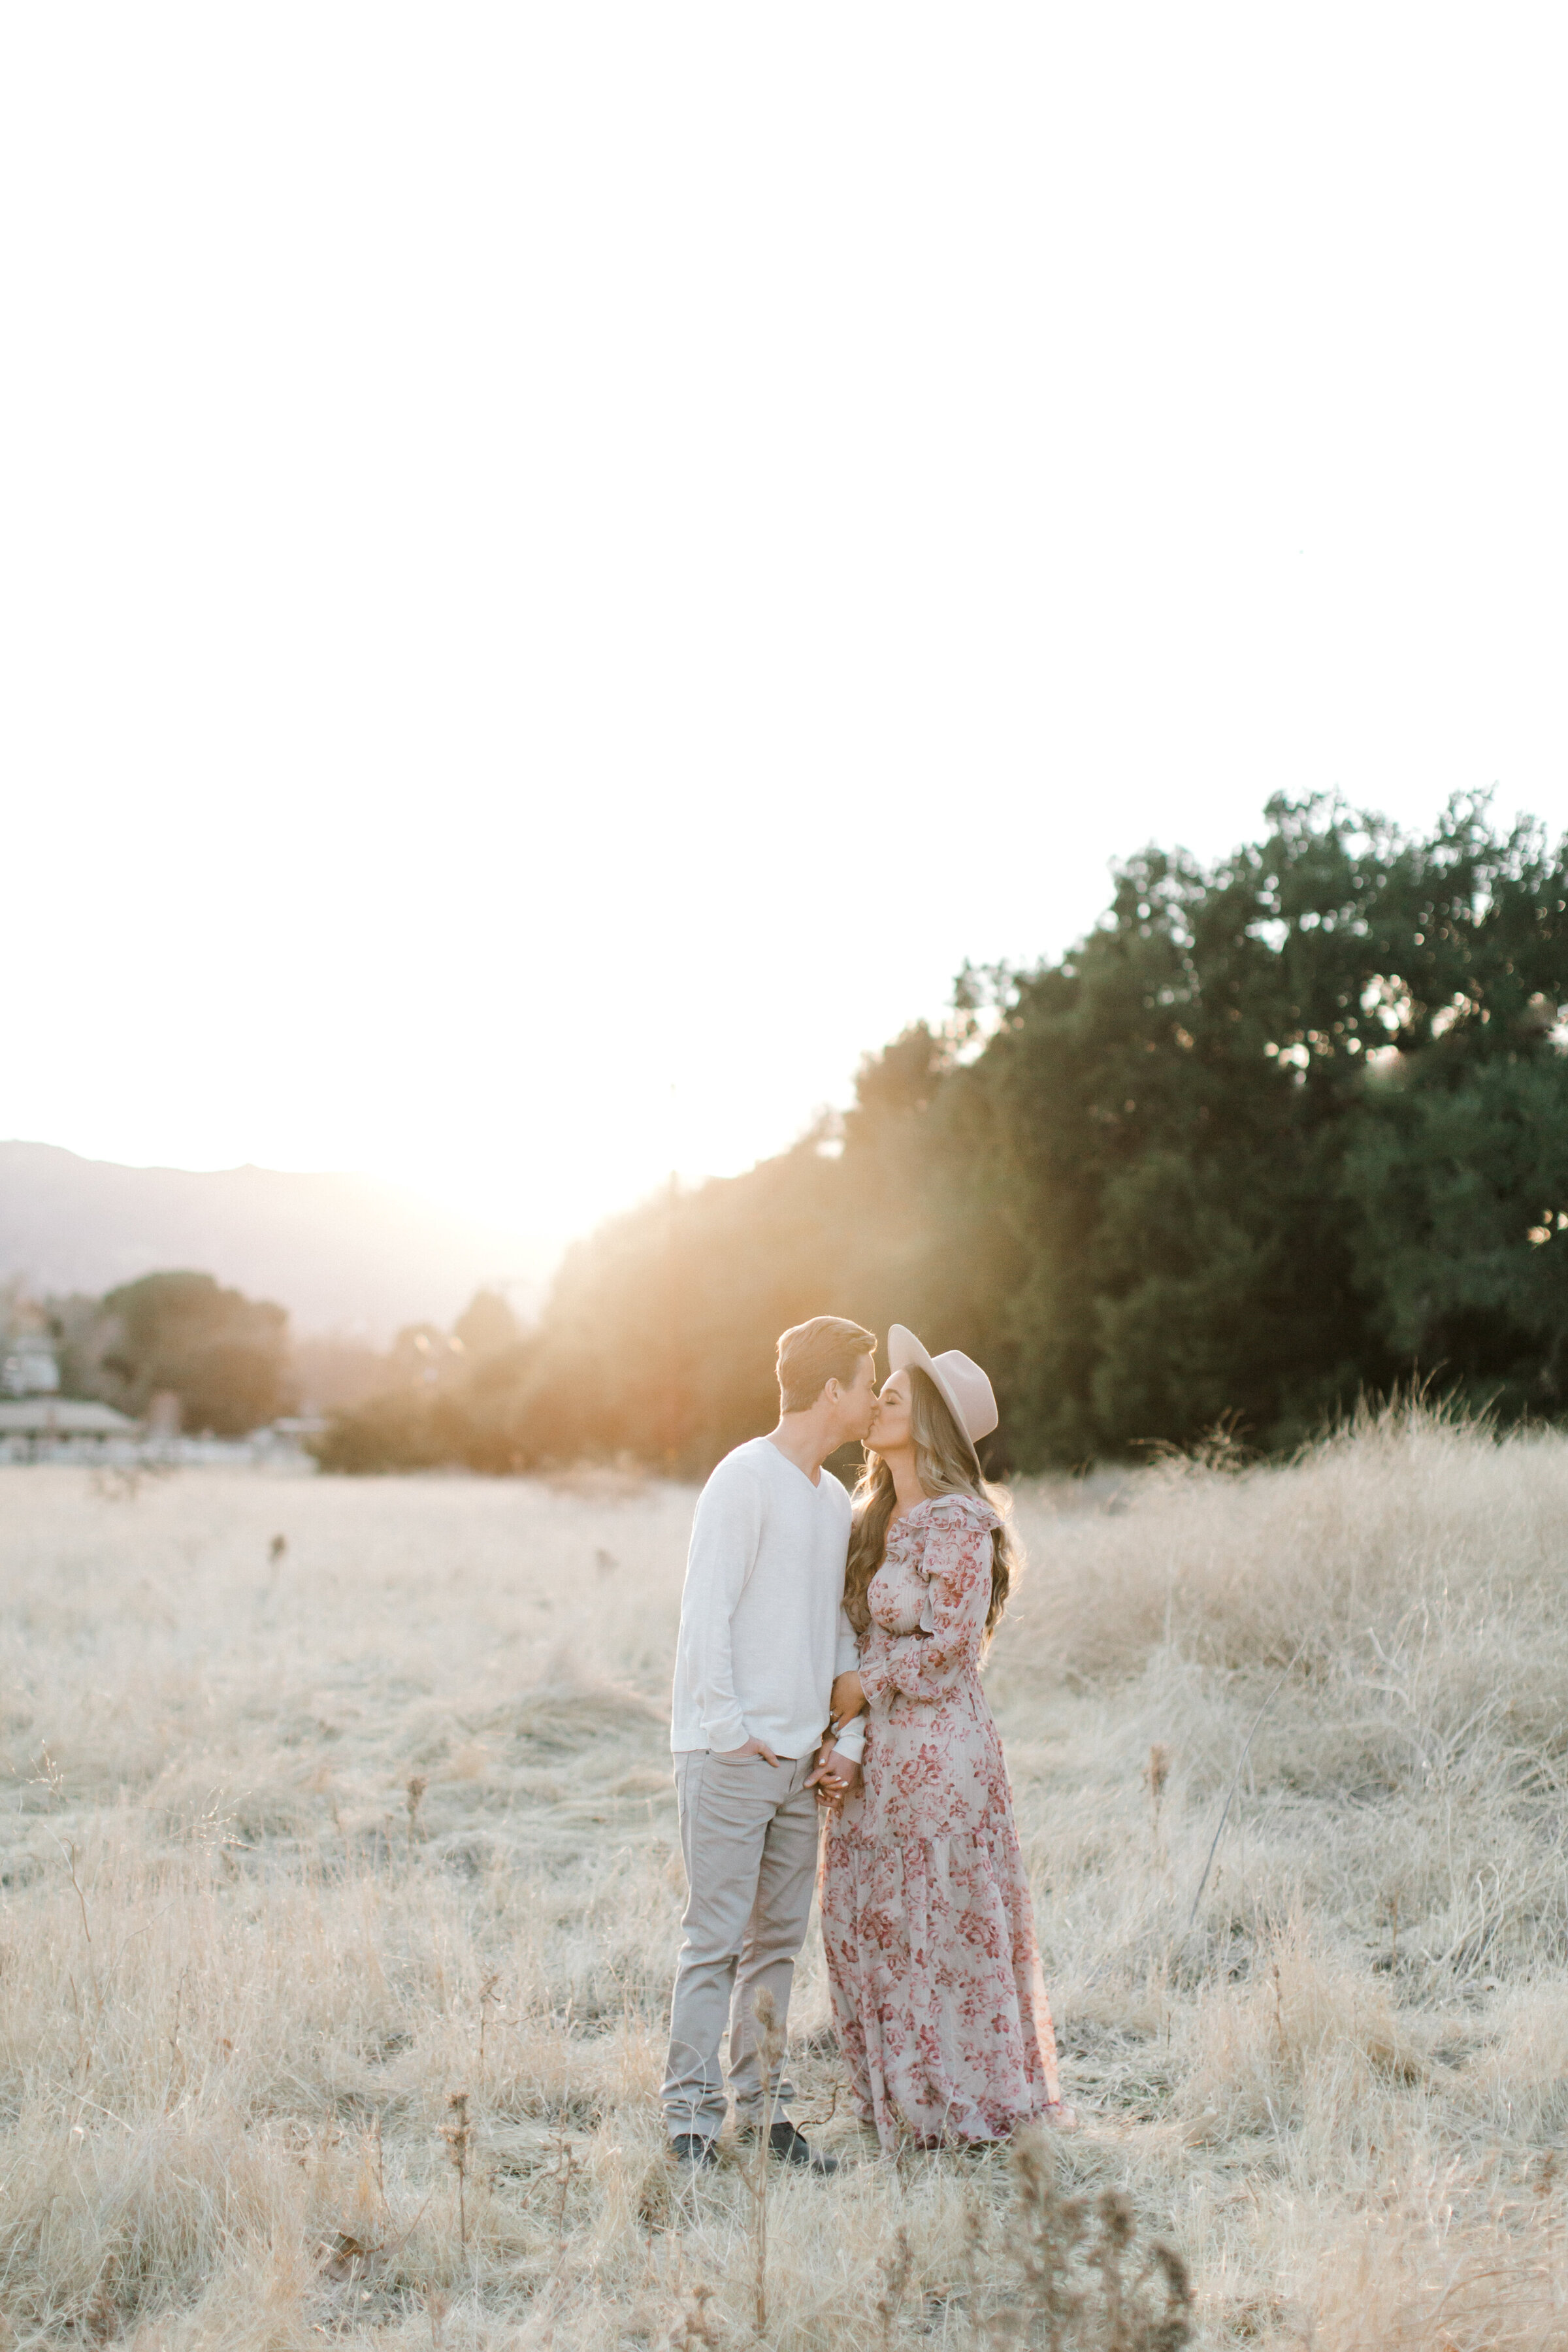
[3,1405,1568,2345]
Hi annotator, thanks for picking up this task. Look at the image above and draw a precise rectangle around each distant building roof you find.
[0,1399,140,1435]
[1,1340,61,1396]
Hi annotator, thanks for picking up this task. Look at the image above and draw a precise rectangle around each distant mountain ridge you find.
[0,1141,558,1337]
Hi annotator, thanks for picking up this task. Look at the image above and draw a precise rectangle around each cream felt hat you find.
[887,1325,999,1458]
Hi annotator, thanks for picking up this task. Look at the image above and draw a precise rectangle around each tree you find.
[1335,803,1568,1412]
[91,1271,296,1435]
[945,792,1568,1459]
[453,1289,522,1362]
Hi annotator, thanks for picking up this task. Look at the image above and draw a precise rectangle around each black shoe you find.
[736,2119,840,2175]
[670,2133,717,2169]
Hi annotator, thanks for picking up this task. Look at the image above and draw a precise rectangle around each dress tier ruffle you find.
[821,1492,1062,2151]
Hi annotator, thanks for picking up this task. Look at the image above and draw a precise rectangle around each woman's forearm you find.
[830,1669,867,1721]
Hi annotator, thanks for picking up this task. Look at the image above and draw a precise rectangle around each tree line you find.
[32,1271,518,1441]
[314,791,1568,1475]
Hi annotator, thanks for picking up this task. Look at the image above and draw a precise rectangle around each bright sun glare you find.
[3,5,1565,1247]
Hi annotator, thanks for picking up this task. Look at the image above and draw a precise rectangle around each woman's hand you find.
[806,1741,862,1810]
[830,1671,867,1722]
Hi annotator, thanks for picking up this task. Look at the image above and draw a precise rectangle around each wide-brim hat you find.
[887,1325,998,1460]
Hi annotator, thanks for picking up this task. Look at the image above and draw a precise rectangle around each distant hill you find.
[0,1141,559,1337]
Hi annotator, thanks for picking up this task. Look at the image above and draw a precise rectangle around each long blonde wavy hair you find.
[843,1365,1021,1644]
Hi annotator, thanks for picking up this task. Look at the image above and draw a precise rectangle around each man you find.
[662,1314,877,2173]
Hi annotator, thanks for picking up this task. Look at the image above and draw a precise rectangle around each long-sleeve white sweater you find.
[669,1436,865,1762]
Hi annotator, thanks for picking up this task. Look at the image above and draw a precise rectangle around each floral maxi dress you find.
[820,1493,1064,2150]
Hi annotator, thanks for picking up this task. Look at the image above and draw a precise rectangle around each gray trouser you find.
[661,1750,821,2140]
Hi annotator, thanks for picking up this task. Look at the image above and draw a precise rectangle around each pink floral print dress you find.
[820,1492,1065,2150]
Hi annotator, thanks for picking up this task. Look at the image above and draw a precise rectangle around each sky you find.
[4,5,1566,1251]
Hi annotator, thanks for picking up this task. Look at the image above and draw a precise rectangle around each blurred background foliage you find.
[35,792,1568,1470]
[52,1271,297,1437]
[310,791,1568,1474]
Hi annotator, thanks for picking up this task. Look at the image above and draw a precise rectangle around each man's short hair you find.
[776,1316,877,1415]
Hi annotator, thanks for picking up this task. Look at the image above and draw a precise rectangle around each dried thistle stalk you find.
[1145,1742,1172,1878]
[875,2225,912,2351]
[747,1984,789,2337]
[666,2276,722,2348]
[405,1774,428,1860]
[442,2089,472,2248]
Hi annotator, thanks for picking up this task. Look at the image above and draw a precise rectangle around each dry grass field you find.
[5,1407,1568,2348]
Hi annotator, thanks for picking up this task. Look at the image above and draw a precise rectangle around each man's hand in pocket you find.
[713,1737,779,1765]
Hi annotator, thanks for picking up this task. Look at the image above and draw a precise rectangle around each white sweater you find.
[670,1436,865,1762]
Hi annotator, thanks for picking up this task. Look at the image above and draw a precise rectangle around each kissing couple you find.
[662,1314,1072,2172]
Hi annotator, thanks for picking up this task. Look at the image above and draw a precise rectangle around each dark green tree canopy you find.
[949,792,1568,1456]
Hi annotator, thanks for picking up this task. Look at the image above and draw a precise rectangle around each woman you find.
[819,1325,1070,2151]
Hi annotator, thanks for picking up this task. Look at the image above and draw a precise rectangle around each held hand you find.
[713,1736,780,1766]
[806,1742,862,1809]
[830,1671,867,1722]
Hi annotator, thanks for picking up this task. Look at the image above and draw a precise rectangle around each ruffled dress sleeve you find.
[859,1496,998,1706]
